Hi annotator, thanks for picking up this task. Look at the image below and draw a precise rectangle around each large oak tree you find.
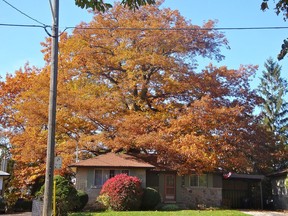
[0,2,286,192]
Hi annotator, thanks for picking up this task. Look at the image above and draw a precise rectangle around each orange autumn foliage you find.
[0,2,286,193]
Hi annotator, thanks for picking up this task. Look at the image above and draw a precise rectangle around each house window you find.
[190,174,207,187]
[94,169,130,187]
[109,170,115,178]
[94,170,103,187]
[121,170,129,175]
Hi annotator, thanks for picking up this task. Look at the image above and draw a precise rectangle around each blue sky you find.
[0,0,288,90]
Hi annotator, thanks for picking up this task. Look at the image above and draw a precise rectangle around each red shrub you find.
[98,174,143,211]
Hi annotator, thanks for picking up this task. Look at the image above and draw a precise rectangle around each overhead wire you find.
[1,1,288,35]
[63,26,288,32]
[1,0,288,35]
[1,0,48,27]
[1,0,288,38]
[0,23,46,28]
[1,23,288,31]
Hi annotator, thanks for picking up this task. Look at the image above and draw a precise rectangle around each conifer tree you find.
[258,58,288,145]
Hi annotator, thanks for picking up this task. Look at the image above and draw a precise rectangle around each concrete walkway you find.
[3,212,31,216]
[241,210,288,216]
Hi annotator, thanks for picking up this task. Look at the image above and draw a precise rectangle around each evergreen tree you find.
[258,58,288,145]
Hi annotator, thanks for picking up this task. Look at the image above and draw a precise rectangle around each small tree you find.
[97,174,143,211]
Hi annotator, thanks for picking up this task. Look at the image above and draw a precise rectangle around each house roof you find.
[223,172,264,180]
[267,168,288,177]
[69,152,155,169]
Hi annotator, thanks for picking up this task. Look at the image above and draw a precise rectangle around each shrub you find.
[141,187,161,210]
[38,175,80,216]
[160,204,180,211]
[96,194,110,210]
[0,197,7,213]
[97,174,143,211]
[74,190,89,211]
[13,198,32,212]
[54,176,80,215]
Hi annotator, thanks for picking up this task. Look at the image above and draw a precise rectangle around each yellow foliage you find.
[0,2,285,194]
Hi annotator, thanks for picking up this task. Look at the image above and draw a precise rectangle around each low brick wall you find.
[179,187,222,209]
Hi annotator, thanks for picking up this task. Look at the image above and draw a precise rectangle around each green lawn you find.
[70,210,249,216]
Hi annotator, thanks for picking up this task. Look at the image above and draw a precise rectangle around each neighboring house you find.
[0,156,9,196]
[268,169,288,210]
[0,171,9,196]
[69,152,265,209]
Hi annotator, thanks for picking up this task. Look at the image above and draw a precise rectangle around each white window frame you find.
[93,169,130,188]
[189,174,208,187]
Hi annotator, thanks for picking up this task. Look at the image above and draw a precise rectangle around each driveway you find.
[241,210,288,216]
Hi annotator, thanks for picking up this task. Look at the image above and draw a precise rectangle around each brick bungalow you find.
[69,152,264,209]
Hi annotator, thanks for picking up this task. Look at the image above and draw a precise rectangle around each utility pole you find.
[42,0,59,215]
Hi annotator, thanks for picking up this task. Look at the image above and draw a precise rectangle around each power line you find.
[0,23,52,36]
[64,26,288,31]
[1,0,47,26]
[0,23,46,28]
[1,1,288,35]
[1,22,288,32]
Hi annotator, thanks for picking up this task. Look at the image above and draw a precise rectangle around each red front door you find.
[164,174,176,202]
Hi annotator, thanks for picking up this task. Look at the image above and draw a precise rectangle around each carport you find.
[222,173,264,209]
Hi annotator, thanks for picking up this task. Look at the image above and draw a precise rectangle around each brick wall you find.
[179,186,222,209]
